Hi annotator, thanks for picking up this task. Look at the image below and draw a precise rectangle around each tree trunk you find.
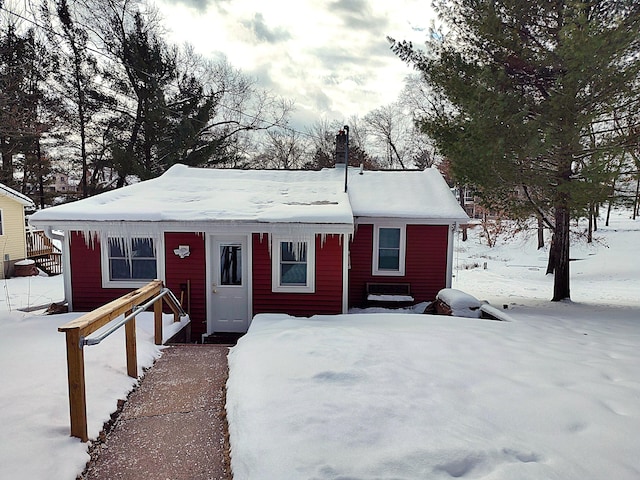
[37,139,45,209]
[459,185,467,241]
[606,178,615,226]
[537,215,545,249]
[388,139,406,169]
[587,203,593,244]
[21,153,31,194]
[546,233,556,275]
[77,91,89,197]
[633,175,639,220]
[0,139,13,186]
[552,199,571,301]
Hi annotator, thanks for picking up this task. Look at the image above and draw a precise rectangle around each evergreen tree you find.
[42,0,107,198]
[117,11,175,182]
[0,19,52,191]
[391,0,640,301]
[0,24,35,186]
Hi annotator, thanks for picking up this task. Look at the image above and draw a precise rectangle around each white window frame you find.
[101,235,161,288]
[0,209,4,236]
[372,225,406,276]
[272,235,316,293]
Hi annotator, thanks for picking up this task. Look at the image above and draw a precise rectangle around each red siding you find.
[348,224,374,308]
[70,232,132,310]
[69,231,207,338]
[252,233,343,316]
[405,225,449,302]
[164,233,207,337]
[348,224,449,307]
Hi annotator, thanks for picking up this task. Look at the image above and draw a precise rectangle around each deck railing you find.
[26,229,63,275]
[58,280,187,441]
[26,229,59,257]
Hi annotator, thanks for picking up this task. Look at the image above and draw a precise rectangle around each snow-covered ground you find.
[227,211,640,479]
[0,211,638,479]
[0,277,186,479]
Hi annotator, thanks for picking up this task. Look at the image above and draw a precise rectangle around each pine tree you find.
[0,21,52,190]
[42,0,107,198]
[391,0,640,301]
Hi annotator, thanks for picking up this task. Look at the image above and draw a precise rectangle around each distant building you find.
[46,173,78,194]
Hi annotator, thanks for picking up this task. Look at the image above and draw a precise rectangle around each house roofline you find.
[353,216,468,225]
[0,183,35,208]
[28,219,354,236]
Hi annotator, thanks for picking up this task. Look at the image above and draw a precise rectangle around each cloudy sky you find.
[155,0,436,128]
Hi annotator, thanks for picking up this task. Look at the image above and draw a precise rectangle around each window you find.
[103,237,158,287]
[373,225,406,276]
[272,237,315,293]
[0,209,3,236]
[220,244,242,286]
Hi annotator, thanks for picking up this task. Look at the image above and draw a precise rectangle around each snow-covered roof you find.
[347,168,468,221]
[28,164,467,231]
[29,165,353,229]
[0,183,35,209]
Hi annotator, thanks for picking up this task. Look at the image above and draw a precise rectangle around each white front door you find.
[210,236,249,332]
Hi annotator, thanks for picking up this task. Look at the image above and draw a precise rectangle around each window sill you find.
[272,284,315,294]
[372,270,405,277]
[102,279,155,289]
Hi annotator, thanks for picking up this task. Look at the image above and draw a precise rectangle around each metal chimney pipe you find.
[343,125,349,192]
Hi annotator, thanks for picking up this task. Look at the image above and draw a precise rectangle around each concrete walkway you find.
[82,345,232,480]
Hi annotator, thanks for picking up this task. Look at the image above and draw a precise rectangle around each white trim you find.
[342,233,349,313]
[205,234,253,335]
[446,223,456,288]
[372,225,406,276]
[208,234,251,334]
[62,231,73,311]
[28,220,354,236]
[205,235,212,335]
[100,234,164,289]
[41,228,73,310]
[271,235,316,293]
[247,235,254,326]
[355,216,465,226]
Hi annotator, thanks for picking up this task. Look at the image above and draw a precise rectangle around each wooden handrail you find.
[59,280,163,337]
[59,280,186,441]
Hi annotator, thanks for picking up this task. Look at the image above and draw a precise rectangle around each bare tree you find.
[259,128,308,169]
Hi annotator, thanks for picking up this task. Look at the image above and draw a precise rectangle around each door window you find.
[220,244,242,286]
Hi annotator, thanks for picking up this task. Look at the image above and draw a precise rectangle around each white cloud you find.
[155,0,435,125]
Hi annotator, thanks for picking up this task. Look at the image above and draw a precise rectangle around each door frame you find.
[205,233,253,336]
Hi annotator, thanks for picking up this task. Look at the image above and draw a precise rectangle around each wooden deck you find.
[26,229,62,275]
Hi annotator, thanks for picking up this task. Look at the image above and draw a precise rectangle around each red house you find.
[29,161,467,339]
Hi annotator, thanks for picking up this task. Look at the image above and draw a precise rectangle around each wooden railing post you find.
[64,328,88,442]
[58,281,187,441]
[124,311,138,378]
[154,298,163,346]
